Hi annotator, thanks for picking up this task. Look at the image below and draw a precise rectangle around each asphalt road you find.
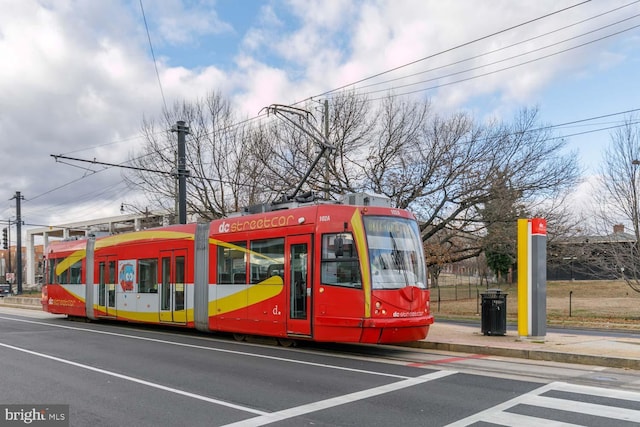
[1,308,639,426]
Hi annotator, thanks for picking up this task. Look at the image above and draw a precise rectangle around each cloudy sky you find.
[1,0,639,240]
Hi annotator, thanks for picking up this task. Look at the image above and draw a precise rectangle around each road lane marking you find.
[529,394,640,422]
[0,341,268,416]
[222,370,457,427]
[1,315,460,424]
[0,315,416,380]
[407,353,488,366]
[444,381,640,426]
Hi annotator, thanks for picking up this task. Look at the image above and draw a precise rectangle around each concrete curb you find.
[399,340,640,370]
[0,297,42,310]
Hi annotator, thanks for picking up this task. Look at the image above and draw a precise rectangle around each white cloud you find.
[1,0,638,230]
[144,0,233,45]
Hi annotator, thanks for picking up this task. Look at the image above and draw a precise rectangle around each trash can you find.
[481,289,507,336]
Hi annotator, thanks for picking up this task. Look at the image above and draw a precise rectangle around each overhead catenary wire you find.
[196,1,637,139]
[119,0,606,145]
[363,22,640,101]
[352,0,640,93]
[55,2,640,160]
[51,1,625,157]
[307,0,594,101]
[38,1,638,217]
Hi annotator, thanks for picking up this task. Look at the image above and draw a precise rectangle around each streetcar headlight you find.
[375,301,382,309]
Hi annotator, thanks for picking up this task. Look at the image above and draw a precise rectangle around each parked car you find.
[0,284,10,297]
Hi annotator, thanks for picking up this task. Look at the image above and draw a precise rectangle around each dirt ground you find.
[432,280,640,330]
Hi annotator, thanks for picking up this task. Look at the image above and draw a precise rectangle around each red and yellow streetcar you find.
[42,194,433,344]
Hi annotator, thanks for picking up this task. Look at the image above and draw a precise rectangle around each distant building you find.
[547,224,636,280]
[1,245,43,287]
[25,211,170,286]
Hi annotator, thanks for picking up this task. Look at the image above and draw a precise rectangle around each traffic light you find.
[2,228,7,249]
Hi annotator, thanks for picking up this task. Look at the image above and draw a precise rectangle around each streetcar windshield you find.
[364,216,427,290]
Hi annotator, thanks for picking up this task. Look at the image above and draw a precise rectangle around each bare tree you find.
[125,92,264,219]
[128,91,579,281]
[588,115,640,291]
[364,103,580,266]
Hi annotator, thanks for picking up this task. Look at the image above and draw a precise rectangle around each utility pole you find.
[324,100,330,199]
[174,150,179,224]
[51,121,192,226]
[12,192,24,294]
[2,221,11,294]
[171,121,190,224]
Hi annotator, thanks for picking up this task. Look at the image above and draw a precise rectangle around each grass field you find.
[432,279,640,330]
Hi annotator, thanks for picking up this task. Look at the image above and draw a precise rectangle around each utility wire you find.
[397,109,640,160]
[52,1,620,160]
[140,0,168,113]
[189,14,638,146]
[309,0,593,100]
[181,1,635,145]
[57,0,639,159]
[44,1,172,161]
[42,1,635,211]
[365,22,640,100]
[354,3,640,92]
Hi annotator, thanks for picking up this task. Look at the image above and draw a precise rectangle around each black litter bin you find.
[481,289,507,336]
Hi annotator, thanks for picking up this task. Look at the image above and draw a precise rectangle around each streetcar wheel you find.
[233,334,246,342]
[278,338,296,347]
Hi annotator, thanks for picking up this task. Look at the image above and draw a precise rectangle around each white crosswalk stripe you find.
[446,381,640,426]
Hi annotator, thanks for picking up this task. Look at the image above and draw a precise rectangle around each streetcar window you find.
[108,261,116,283]
[290,243,308,319]
[138,258,158,293]
[217,242,246,285]
[69,261,82,284]
[175,256,185,311]
[108,261,116,307]
[57,263,68,284]
[48,259,57,284]
[250,238,284,283]
[161,257,171,310]
[98,262,106,306]
[321,233,361,288]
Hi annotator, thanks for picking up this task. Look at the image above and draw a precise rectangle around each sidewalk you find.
[403,320,640,370]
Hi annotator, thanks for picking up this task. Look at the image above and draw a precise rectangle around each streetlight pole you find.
[2,220,12,294]
[632,160,640,246]
[11,192,24,294]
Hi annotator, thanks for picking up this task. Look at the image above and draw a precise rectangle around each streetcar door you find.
[96,255,117,317]
[287,235,311,336]
[159,249,187,324]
